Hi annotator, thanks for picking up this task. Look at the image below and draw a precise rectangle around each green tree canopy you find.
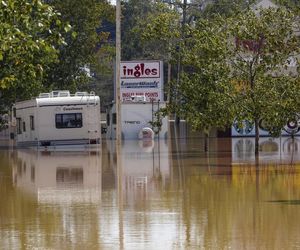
[175,7,300,154]
[227,8,300,153]
[43,0,113,92]
[0,0,69,109]
[195,0,255,18]
[172,17,236,133]
[121,0,158,60]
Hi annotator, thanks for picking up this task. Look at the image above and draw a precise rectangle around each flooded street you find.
[1,136,300,249]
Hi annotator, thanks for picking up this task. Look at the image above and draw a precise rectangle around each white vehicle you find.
[13,91,101,149]
[106,97,168,140]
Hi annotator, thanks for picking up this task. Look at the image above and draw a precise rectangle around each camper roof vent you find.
[75,92,88,96]
[39,93,50,98]
[50,90,70,97]
[57,91,70,97]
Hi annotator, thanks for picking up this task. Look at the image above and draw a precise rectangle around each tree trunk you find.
[167,63,171,104]
[204,131,209,153]
[254,118,259,157]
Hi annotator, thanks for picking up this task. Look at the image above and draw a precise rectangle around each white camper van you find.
[13,91,101,149]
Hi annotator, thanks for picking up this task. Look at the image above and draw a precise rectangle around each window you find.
[107,113,110,126]
[23,121,26,132]
[13,107,16,118]
[17,118,22,134]
[30,116,34,130]
[55,113,82,129]
[112,113,116,125]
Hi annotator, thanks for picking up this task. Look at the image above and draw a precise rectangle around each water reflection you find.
[1,137,300,249]
[12,150,102,204]
[232,137,300,164]
[120,140,170,192]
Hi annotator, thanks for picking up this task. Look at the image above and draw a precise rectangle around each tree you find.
[139,2,181,60]
[192,0,255,18]
[171,17,236,139]
[90,43,115,109]
[88,4,115,109]
[227,8,300,155]
[43,0,113,92]
[165,7,300,156]
[121,0,157,60]
[121,1,300,159]
[0,0,69,110]
[275,0,300,9]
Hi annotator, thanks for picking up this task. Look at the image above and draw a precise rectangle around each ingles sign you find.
[120,61,163,102]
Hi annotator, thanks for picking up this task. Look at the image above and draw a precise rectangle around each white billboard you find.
[120,61,164,102]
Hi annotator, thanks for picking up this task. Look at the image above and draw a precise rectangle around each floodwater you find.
[1,135,300,249]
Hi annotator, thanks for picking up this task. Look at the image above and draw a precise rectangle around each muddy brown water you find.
[1,136,300,249]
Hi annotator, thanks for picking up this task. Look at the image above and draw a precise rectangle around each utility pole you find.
[175,0,187,125]
[116,0,121,144]
[116,1,124,249]
[182,0,187,30]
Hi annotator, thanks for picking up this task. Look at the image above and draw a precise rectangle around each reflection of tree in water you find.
[282,138,299,154]
[235,139,254,160]
[282,138,300,165]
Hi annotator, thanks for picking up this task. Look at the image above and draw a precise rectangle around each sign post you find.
[116,0,121,144]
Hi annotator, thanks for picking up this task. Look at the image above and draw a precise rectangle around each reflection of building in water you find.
[12,150,101,204]
[232,137,300,164]
[123,140,170,192]
[105,140,171,200]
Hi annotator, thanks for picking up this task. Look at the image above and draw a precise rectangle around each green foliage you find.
[149,108,167,134]
[121,0,158,60]
[228,8,300,134]
[274,0,300,9]
[43,0,113,91]
[0,0,68,108]
[139,2,181,60]
[197,0,255,18]
[166,6,300,150]
[90,44,115,109]
[122,1,300,145]
[170,17,236,131]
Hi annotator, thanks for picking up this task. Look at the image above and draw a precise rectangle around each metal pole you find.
[115,2,124,249]
[116,0,121,143]
[175,0,187,125]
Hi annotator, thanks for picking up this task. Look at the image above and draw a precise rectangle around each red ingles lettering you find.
[122,63,158,78]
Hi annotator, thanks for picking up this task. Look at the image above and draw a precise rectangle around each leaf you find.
[1,0,7,7]
[64,24,72,33]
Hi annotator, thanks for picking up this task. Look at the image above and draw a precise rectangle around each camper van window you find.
[55,113,82,129]
[112,113,116,125]
[30,116,34,130]
[13,107,16,118]
[17,118,21,134]
[23,121,26,132]
[107,113,110,126]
